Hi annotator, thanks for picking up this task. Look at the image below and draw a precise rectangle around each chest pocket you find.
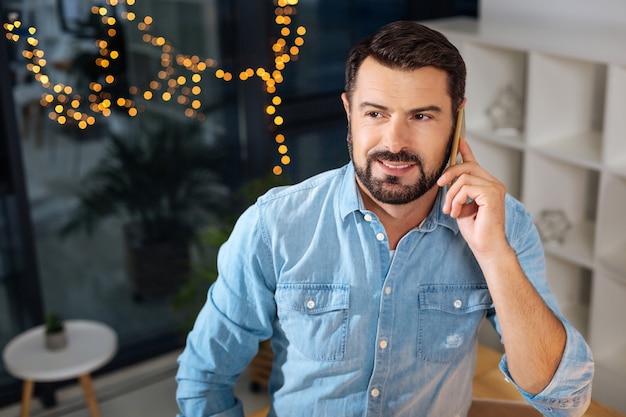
[276,283,349,361]
[417,284,493,364]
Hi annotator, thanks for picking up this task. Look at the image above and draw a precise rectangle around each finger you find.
[458,137,476,163]
[437,159,478,188]
[448,184,478,218]
[442,173,493,213]
[438,138,476,187]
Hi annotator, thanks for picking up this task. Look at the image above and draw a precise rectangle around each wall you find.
[481,0,626,29]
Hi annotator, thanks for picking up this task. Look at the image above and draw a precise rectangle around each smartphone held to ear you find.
[448,108,465,167]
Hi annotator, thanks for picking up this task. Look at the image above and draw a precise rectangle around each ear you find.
[458,97,467,111]
[341,92,350,122]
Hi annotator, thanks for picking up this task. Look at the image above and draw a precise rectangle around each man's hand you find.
[437,137,509,258]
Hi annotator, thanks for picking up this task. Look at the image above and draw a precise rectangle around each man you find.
[176,21,593,417]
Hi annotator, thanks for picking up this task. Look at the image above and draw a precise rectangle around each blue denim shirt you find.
[176,163,593,417]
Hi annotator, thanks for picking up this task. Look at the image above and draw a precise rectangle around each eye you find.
[414,113,431,121]
[365,111,382,118]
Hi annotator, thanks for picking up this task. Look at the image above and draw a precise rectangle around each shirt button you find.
[306,299,315,309]
[376,233,385,241]
[371,388,380,398]
[384,286,392,295]
[364,214,373,222]
[379,340,388,349]
[453,299,463,309]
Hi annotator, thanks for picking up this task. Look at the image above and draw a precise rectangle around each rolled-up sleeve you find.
[499,321,594,416]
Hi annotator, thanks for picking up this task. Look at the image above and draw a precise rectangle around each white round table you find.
[2,320,117,417]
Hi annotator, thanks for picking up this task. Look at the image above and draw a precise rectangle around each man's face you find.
[342,57,455,205]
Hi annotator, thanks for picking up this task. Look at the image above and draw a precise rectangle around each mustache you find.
[368,150,421,164]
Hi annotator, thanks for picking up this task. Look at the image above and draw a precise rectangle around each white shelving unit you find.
[426,17,626,413]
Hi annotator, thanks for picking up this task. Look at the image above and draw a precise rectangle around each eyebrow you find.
[358,101,443,114]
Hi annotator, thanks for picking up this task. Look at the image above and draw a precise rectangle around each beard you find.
[347,128,453,205]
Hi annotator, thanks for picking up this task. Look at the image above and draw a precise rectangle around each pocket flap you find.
[419,284,492,314]
[276,283,350,314]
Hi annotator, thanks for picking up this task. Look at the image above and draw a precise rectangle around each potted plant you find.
[60,111,228,297]
[45,313,67,350]
[173,173,290,391]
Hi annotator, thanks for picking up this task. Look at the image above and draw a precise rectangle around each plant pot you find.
[124,225,191,297]
[45,331,67,351]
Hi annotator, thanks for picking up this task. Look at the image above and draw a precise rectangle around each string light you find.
[3,0,305,175]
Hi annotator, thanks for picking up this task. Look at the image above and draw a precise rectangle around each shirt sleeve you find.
[175,204,276,417]
[495,197,594,416]
[499,323,594,416]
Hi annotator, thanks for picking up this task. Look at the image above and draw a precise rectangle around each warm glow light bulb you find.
[4,0,306,163]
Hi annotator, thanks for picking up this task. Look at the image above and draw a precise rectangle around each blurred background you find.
[0,0,477,407]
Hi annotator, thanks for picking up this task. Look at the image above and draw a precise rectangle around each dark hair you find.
[345,21,466,112]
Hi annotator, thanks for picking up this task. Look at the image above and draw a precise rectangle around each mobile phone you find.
[448,107,465,167]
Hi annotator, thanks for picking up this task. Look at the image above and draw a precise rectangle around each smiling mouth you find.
[380,161,414,170]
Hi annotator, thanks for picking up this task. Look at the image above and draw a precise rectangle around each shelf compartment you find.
[525,52,606,168]
[462,43,527,135]
[544,255,590,338]
[467,127,525,151]
[589,267,626,363]
[530,131,602,171]
[522,152,597,268]
[466,136,523,200]
[593,352,626,414]
[603,64,626,176]
[541,221,595,269]
[595,173,626,278]
[588,271,626,412]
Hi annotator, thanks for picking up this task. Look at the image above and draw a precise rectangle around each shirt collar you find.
[339,162,459,234]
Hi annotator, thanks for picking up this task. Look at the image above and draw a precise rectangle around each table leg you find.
[20,380,34,417]
[20,380,35,417]
[78,374,101,417]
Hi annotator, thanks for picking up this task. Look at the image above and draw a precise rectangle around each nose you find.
[382,117,412,153]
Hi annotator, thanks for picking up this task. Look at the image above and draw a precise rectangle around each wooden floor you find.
[247,344,624,417]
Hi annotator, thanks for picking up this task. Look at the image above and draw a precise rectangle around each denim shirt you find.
[176,163,593,417]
